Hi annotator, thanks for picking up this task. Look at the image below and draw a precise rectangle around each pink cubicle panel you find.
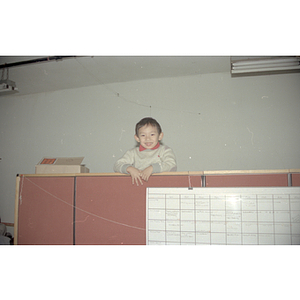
[205,174,288,187]
[75,175,202,245]
[17,176,74,245]
[292,174,300,186]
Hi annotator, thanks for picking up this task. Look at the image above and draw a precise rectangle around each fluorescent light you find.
[232,65,300,74]
[231,57,300,77]
[233,62,299,70]
[232,57,299,67]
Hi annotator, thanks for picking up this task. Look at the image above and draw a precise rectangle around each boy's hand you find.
[126,166,143,186]
[140,165,153,182]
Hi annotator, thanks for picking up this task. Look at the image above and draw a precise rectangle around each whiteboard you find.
[146,187,300,245]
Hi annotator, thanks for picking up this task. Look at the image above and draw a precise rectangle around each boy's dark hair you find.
[135,117,162,136]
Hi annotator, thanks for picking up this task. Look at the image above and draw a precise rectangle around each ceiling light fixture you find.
[0,79,19,95]
[0,67,19,96]
[231,56,300,77]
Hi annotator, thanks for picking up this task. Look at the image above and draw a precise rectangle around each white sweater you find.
[113,144,177,174]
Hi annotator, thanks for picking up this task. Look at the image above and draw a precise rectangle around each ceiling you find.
[0,56,231,96]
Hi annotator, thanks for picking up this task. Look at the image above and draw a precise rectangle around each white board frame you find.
[146,187,300,245]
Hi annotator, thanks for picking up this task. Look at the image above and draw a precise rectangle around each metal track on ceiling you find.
[0,56,77,69]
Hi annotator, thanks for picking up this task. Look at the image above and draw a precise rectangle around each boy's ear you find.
[134,134,140,143]
[159,132,164,141]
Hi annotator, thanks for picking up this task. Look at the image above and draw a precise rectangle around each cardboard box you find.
[35,157,89,174]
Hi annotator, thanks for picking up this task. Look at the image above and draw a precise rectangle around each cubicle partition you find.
[292,173,300,186]
[204,171,289,187]
[16,176,75,245]
[14,170,300,245]
[15,172,202,245]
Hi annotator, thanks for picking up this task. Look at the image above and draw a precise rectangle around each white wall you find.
[1,71,300,226]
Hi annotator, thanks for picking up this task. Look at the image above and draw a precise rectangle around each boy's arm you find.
[113,150,135,174]
[152,147,177,173]
[126,166,144,186]
[139,165,153,182]
[114,149,143,186]
[139,147,177,181]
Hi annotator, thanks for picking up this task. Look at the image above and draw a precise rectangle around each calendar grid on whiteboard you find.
[146,187,300,245]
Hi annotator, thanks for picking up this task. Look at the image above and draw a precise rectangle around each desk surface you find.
[19,169,300,177]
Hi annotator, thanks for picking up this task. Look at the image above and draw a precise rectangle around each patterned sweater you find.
[113,144,177,174]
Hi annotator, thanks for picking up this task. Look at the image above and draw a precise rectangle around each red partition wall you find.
[17,176,74,245]
[75,175,202,245]
[16,171,297,245]
[205,174,288,187]
[292,174,300,186]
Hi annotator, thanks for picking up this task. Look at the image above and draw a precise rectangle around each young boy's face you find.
[134,124,163,149]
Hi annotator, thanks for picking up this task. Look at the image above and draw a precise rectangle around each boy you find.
[113,117,177,186]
